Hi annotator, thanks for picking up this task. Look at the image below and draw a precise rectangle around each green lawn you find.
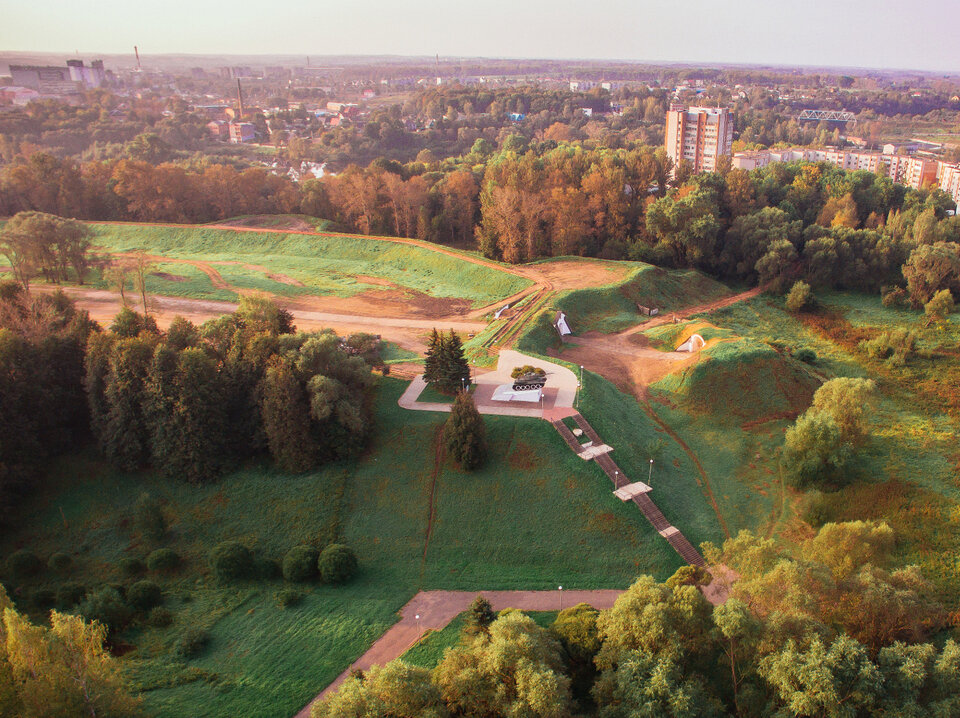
[88,223,531,307]
[2,378,675,718]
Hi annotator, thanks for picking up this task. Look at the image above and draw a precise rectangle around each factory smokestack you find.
[237,79,245,119]
[134,45,141,71]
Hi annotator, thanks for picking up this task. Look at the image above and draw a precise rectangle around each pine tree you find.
[423,328,443,385]
[444,390,486,470]
[438,330,470,394]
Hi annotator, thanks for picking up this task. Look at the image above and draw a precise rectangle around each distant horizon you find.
[0,51,954,79]
[3,0,959,74]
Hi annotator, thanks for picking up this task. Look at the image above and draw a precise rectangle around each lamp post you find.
[648,459,654,486]
[415,613,421,639]
[614,470,619,488]
[558,585,563,611]
[577,365,584,410]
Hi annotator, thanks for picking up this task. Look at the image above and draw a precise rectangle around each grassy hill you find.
[87,223,532,307]
[552,264,733,335]
[1,378,682,718]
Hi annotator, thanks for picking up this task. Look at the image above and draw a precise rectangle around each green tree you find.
[423,328,443,385]
[902,241,960,305]
[444,391,486,470]
[438,330,470,394]
[809,377,876,445]
[465,595,496,636]
[759,635,881,718]
[781,410,852,488]
[311,660,447,718]
[260,357,315,473]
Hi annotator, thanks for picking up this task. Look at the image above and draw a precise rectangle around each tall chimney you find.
[237,78,245,119]
[134,45,141,71]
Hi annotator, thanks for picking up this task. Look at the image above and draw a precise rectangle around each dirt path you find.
[619,285,765,336]
[294,588,625,717]
[33,285,484,356]
[111,252,232,290]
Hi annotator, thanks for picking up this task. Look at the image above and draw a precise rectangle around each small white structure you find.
[494,304,510,319]
[491,384,543,403]
[677,334,705,352]
[554,311,572,337]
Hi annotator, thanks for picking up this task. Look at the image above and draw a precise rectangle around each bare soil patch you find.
[150,271,188,282]
[532,260,631,290]
[213,214,315,232]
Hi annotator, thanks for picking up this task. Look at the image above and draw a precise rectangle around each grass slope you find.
[554,264,733,334]
[88,223,531,306]
[2,379,671,718]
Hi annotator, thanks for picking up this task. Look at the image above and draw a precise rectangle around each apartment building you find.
[732,147,942,196]
[665,105,734,173]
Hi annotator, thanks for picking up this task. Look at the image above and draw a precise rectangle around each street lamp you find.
[558,585,563,611]
[614,470,619,488]
[577,365,584,410]
[415,613,421,639]
[648,459,654,486]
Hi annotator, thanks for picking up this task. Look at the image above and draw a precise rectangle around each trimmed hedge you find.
[282,546,319,582]
[317,544,358,584]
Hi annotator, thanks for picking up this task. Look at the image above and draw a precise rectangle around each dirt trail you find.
[619,285,765,336]
[111,252,232,290]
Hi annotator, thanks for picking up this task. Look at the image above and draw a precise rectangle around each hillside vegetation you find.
[88,223,532,306]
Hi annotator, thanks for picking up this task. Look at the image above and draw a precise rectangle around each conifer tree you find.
[260,357,316,473]
[444,390,486,470]
[438,329,470,394]
[423,328,443,384]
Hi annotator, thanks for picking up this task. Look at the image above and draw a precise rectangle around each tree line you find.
[315,520,954,718]
[0,288,384,524]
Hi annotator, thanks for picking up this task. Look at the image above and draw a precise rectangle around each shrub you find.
[210,541,253,581]
[781,411,853,489]
[176,627,210,658]
[31,588,56,610]
[276,588,305,608]
[785,280,813,313]
[119,557,146,576]
[48,552,72,574]
[665,565,712,589]
[146,548,180,572]
[925,288,955,325]
[79,587,133,631]
[794,348,817,364]
[7,550,41,579]
[56,581,87,608]
[282,546,319,582]
[317,544,358,584]
[134,493,166,542]
[147,606,174,628]
[127,580,162,611]
[881,286,908,308]
[802,490,833,528]
[860,328,916,365]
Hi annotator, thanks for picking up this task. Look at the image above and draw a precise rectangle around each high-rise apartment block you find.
[664,104,734,173]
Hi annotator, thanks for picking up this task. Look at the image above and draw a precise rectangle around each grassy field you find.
[87,223,532,307]
[2,378,677,717]
[553,264,733,334]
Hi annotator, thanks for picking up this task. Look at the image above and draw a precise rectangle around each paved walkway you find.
[398,349,579,419]
[551,413,707,568]
[294,589,623,717]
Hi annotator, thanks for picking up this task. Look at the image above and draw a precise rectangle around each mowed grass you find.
[88,223,532,306]
[554,264,733,334]
[2,378,667,718]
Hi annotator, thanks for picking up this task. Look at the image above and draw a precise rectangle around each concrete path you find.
[397,349,579,419]
[294,588,623,717]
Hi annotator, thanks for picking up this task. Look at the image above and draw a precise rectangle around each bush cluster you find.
[146,548,180,572]
[282,546,319,582]
[176,627,210,658]
[318,544,358,584]
[210,541,254,581]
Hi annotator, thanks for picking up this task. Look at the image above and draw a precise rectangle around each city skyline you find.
[3,0,960,74]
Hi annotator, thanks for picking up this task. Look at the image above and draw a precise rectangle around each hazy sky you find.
[3,0,959,72]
